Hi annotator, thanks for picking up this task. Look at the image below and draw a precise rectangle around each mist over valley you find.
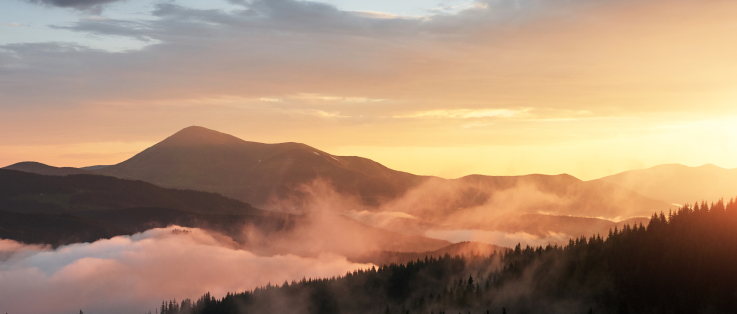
[2,126,736,313]
[3,0,737,312]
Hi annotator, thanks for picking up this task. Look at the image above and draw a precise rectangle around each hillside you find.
[87,126,669,220]
[161,199,737,314]
[93,126,424,207]
[0,168,263,215]
[0,170,448,254]
[2,127,677,240]
[0,209,127,246]
[4,161,91,176]
[596,163,737,205]
[350,241,506,265]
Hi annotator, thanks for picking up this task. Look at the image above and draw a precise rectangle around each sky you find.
[1,0,737,180]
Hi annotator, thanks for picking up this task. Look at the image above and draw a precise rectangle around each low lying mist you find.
[425,229,574,248]
[261,178,652,248]
[0,226,373,314]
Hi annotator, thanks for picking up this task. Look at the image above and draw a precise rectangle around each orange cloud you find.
[1,0,737,178]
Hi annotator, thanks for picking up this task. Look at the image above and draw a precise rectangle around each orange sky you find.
[1,0,737,180]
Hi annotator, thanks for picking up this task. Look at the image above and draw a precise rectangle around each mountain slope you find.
[2,127,673,238]
[94,126,424,207]
[90,126,670,220]
[596,164,737,205]
[0,169,448,254]
[0,168,263,215]
[4,161,91,176]
[0,209,128,246]
[175,199,737,314]
[351,241,507,265]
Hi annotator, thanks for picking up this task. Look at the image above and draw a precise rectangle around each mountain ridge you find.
[0,169,449,254]
[90,126,425,207]
[3,126,674,224]
[595,163,737,205]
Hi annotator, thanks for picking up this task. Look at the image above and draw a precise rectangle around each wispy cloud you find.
[308,109,346,117]
[25,0,123,12]
[349,11,403,19]
[1,23,22,27]
[426,1,483,14]
[393,108,528,119]
[259,97,282,102]
[293,93,386,103]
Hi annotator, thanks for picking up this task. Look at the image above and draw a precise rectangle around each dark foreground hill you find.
[0,209,127,246]
[158,198,737,314]
[0,168,289,246]
[0,168,262,215]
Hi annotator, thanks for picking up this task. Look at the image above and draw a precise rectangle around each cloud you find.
[259,97,282,102]
[349,11,403,19]
[5,0,736,112]
[25,0,124,12]
[3,0,737,177]
[393,108,527,119]
[293,93,386,103]
[424,229,573,248]
[0,226,373,314]
[259,178,653,247]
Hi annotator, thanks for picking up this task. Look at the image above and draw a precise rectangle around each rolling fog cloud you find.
[0,226,373,314]
[256,180,449,255]
[263,178,639,248]
[425,229,573,248]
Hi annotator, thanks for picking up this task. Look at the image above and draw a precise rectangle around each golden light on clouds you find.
[392,109,526,119]
[1,0,737,178]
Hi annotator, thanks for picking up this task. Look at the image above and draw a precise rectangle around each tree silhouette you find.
[157,197,737,314]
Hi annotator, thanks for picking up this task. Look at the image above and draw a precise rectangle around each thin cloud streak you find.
[24,0,124,12]
[393,109,527,119]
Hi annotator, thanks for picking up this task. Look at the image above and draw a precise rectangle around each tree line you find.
[157,198,737,314]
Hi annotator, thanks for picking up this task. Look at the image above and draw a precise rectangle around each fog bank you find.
[0,226,373,314]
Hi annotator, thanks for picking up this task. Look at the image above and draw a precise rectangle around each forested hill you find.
[0,169,449,255]
[0,169,261,215]
[159,198,737,314]
[0,169,290,246]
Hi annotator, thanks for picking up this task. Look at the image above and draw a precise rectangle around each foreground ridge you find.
[159,198,737,314]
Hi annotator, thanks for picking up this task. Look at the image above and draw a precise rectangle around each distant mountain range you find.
[596,163,737,206]
[6,126,735,247]
[6,161,92,176]
[4,126,670,215]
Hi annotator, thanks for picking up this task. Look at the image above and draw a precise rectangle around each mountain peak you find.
[696,163,726,170]
[161,126,244,146]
